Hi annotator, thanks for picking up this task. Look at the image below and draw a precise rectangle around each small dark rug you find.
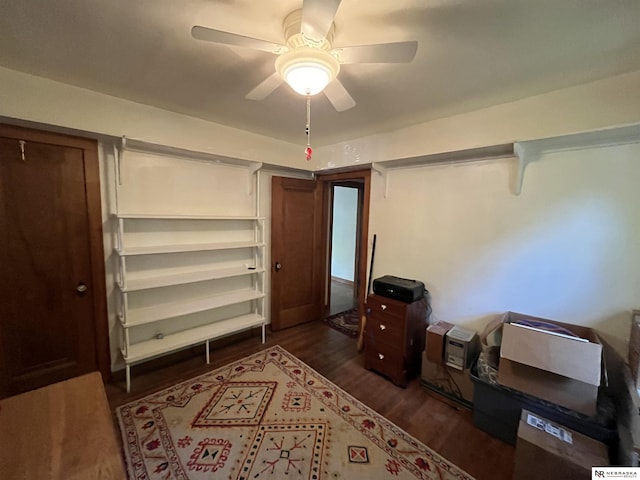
[323,307,360,338]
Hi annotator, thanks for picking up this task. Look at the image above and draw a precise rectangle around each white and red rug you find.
[116,346,474,480]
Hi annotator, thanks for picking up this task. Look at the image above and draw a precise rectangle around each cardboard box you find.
[498,358,599,416]
[426,321,454,363]
[514,409,609,480]
[497,312,604,416]
[500,312,602,385]
[421,352,473,408]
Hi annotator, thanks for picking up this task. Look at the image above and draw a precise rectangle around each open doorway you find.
[316,169,370,322]
[270,170,370,332]
[329,183,362,315]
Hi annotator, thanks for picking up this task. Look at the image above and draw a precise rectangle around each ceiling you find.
[1,0,640,147]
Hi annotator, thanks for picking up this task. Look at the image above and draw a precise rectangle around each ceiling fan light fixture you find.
[284,62,331,95]
[276,47,339,96]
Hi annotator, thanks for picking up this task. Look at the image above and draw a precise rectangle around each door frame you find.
[0,123,111,383]
[316,169,371,317]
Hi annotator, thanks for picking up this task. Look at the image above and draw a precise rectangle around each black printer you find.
[372,275,426,303]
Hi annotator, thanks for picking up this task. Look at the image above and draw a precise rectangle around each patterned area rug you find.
[322,307,360,338]
[116,346,474,480]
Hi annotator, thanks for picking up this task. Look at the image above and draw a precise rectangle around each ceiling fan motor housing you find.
[283,9,335,48]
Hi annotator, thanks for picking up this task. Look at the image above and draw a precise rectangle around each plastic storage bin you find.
[470,360,617,447]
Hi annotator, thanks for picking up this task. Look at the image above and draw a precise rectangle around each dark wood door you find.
[270,176,324,330]
[0,125,108,397]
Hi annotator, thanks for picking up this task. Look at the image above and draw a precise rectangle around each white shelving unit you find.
[113,141,267,392]
[115,214,266,392]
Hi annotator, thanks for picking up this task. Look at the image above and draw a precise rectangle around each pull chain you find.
[305,95,312,161]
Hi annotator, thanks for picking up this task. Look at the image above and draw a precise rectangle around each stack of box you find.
[497,311,604,416]
[470,311,613,473]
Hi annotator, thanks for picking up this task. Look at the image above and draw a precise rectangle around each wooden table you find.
[0,372,125,479]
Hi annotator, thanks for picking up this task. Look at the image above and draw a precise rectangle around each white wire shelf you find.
[114,213,264,220]
[118,265,264,292]
[115,241,264,256]
[121,313,264,364]
[119,289,265,327]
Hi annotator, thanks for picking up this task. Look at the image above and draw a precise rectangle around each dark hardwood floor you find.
[106,320,514,480]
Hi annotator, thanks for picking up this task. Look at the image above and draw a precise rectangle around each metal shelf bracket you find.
[371,162,389,198]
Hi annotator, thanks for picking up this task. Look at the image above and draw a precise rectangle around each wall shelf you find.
[121,313,265,364]
[118,266,265,292]
[115,241,265,256]
[113,158,266,391]
[362,123,640,196]
[115,213,264,220]
[118,289,265,327]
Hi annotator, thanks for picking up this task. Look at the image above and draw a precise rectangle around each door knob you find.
[76,282,88,297]
[274,261,282,272]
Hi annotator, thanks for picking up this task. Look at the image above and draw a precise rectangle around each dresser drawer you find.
[365,345,405,384]
[367,295,406,319]
[365,315,403,346]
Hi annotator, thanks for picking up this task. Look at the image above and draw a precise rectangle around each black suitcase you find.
[372,275,425,303]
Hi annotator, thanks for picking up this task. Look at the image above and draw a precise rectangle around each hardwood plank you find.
[106,321,514,480]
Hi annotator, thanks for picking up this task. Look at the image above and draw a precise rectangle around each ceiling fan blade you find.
[301,0,341,42]
[333,41,418,64]
[323,79,356,112]
[245,72,284,101]
[191,25,284,53]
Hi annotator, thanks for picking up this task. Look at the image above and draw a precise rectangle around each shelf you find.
[122,313,264,364]
[119,266,265,292]
[114,144,268,393]
[120,289,265,327]
[121,137,262,169]
[114,213,264,220]
[115,241,264,256]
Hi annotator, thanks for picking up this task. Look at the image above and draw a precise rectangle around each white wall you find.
[0,66,304,169]
[3,65,640,174]
[368,142,640,354]
[313,69,640,170]
[331,186,358,281]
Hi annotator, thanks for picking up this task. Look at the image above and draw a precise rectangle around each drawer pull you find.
[381,305,387,310]
[378,353,385,360]
[379,324,386,331]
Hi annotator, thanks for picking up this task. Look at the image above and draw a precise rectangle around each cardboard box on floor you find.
[514,409,609,480]
[497,312,604,416]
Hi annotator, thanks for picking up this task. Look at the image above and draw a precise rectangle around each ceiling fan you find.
[191,0,418,112]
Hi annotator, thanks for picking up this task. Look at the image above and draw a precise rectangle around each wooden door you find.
[0,124,108,397]
[270,176,324,330]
